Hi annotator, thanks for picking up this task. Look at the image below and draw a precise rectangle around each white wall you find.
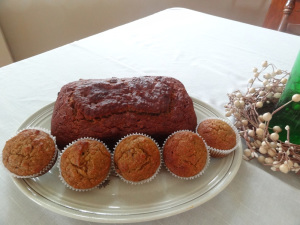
[0,27,13,67]
[0,0,270,63]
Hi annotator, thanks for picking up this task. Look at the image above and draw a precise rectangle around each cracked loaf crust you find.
[113,135,160,182]
[59,139,111,190]
[163,131,208,178]
[51,76,197,148]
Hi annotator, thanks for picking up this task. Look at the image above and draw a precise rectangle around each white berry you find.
[279,164,289,173]
[239,100,245,107]
[249,87,255,93]
[236,92,242,98]
[256,128,264,136]
[244,149,251,157]
[263,112,272,121]
[261,141,267,146]
[248,130,255,137]
[281,78,287,84]
[273,126,282,133]
[234,100,240,107]
[264,73,271,79]
[274,93,281,98]
[268,149,276,157]
[259,91,266,96]
[256,101,263,108]
[285,160,293,168]
[265,157,274,164]
[292,94,300,102]
[259,123,266,129]
[258,155,265,163]
[263,80,269,86]
[270,132,279,141]
[242,120,248,125]
[266,92,273,98]
[225,111,232,117]
[270,142,277,148]
[262,61,268,67]
[259,146,267,154]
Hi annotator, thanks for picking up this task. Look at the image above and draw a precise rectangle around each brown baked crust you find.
[113,135,160,182]
[163,131,207,177]
[196,119,236,152]
[60,139,111,189]
[2,129,56,177]
[51,76,197,148]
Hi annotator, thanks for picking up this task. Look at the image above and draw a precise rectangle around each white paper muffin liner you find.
[112,133,162,185]
[1,126,59,178]
[195,117,240,158]
[57,137,111,192]
[162,130,210,180]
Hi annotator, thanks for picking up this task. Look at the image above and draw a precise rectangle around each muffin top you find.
[60,139,111,190]
[196,118,236,150]
[163,131,208,178]
[2,129,56,177]
[114,135,160,182]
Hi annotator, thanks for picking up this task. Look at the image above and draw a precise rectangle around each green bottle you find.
[269,51,300,144]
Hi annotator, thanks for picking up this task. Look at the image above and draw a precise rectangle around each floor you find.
[0,0,272,65]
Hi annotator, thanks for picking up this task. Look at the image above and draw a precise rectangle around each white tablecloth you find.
[1,8,300,225]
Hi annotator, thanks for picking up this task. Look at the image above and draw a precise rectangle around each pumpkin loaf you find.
[51,76,197,148]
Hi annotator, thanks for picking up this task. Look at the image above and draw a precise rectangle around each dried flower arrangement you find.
[225,61,300,174]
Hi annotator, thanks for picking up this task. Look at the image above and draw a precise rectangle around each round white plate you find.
[12,97,242,223]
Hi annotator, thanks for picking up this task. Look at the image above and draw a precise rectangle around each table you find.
[1,8,300,225]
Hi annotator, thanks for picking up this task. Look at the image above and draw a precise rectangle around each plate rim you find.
[12,97,242,223]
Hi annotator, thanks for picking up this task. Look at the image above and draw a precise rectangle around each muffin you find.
[163,130,209,179]
[59,138,111,191]
[2,128,58,178]
[196,118,238,158]
[113,134,161,184]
